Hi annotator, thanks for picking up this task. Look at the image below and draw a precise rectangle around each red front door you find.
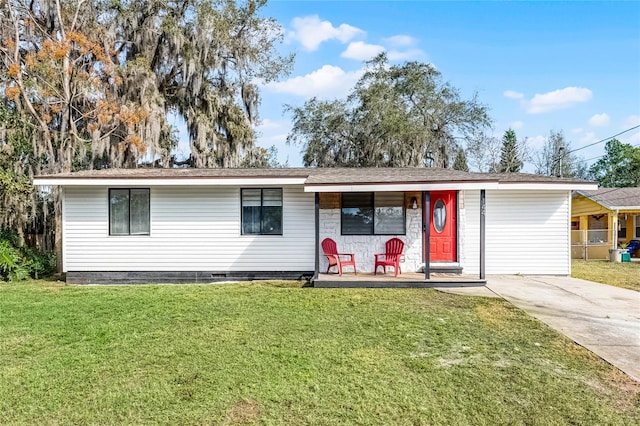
[427,191,457,262]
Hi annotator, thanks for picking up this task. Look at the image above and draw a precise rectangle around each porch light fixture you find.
[411,197,418,210]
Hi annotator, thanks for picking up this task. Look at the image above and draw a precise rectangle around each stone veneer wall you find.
[319,208,423,273]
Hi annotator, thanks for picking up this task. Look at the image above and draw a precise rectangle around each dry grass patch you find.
[578,369,640,412]
[224,400,261,425]
[572,260,640,291]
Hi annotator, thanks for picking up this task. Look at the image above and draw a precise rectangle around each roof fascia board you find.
[497,182,598,191]
[608,206,640,211]
[304,182,501,192]
[305,181,598,193]
[33,177,308,186]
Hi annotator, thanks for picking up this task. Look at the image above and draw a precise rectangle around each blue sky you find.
[193,1,640,171]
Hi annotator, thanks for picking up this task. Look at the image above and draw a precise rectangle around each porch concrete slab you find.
[314,272,485,288]
[486,275,640,382]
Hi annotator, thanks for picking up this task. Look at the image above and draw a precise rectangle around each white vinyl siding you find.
[462,190,570,275]
[63,185,314,272]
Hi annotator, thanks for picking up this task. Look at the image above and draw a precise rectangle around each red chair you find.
[374,238,405,277]
[321,238,356,276]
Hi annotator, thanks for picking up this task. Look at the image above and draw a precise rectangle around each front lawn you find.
[1,280,638,424]
[572,259,640,292]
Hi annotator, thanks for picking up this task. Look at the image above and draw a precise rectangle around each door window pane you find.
[433,199,446,233]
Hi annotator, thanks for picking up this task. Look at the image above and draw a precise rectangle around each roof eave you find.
[32,177,308,186]
[304,181,501,192]
[496,182,598,191]
[607,206,640,211]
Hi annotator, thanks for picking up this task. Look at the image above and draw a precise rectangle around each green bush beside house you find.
[0,230,55,281]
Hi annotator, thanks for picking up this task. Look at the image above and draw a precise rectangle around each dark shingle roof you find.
[305,168,591,185]
[36,167,594,185]
[576,188,640,209]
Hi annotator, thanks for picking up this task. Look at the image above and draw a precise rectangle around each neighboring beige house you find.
[571,188,640,259]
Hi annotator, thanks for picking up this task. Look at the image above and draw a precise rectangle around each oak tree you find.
[287,54,491,168]
[1,0,292,264]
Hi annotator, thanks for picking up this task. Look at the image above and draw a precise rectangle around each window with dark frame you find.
[241,188,283,235]
[618,218,627,239]
[341,192,405,235]
[109,189,150,236]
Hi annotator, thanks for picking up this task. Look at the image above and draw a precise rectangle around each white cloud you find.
[289,15,364,51]
[265,65,364,98]
[260,132,290,146]
[579,131,597,145]
[257,118,287,131]
[626,131,640,144]
[255,120,298,165]
[383,35,417,47]
[588,113,610,127]
[572,128,584,134]
[341,41,385,60]
[527,87,592,114]
[526,135,547,148]
[387,48,425,61]
[504,90,524,100]
[623,114,640,128]
[509,121,524,130]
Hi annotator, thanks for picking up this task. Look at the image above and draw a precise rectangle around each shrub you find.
[0,239,30,281]
[0,230,56,281]
[21,245,56,279]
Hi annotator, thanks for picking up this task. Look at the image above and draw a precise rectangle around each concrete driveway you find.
[486,275,640,382]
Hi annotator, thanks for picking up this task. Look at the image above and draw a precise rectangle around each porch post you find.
[579,215,589,260]
[609,213,617,250]
[424,191,430,280]
[480,189,486,280]
[314,192,319,279]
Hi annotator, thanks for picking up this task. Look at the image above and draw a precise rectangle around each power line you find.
[565,124,640,156]
[549,126,640,174]
[581,143,640,163]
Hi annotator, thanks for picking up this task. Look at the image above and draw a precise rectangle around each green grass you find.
[1,280,638,425]
[572,260,640,292]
